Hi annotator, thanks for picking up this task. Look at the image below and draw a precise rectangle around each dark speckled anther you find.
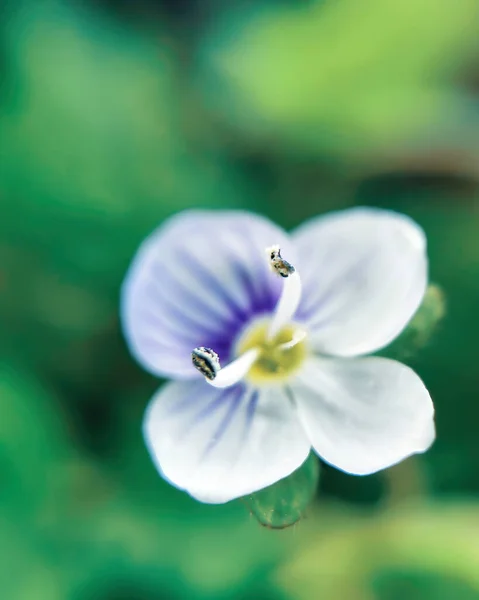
[191,347,221,380]
[268,245,295,278]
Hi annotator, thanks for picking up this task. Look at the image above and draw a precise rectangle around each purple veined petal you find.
[143,379,311,503]
[293,207,428,357]
[291,356,435,475]
[121,210,296,379]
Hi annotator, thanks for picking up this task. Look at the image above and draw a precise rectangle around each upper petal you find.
[121,210,295,379]
[293,207,428,356]
[291,355,435,475]
[143,379,310,503]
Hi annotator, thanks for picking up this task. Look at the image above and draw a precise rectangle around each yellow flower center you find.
[235,319,307,385]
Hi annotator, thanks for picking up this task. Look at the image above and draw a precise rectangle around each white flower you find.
[121,207,435,504]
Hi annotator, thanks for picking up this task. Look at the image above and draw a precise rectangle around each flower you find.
[121,207,435,504]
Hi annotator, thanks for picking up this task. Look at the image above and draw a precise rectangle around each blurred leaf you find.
[243,453,320,529]
[373,568,479,600]
[276,501,479,600]
[0,363,71,512]
[0,2,250,222]
[199,0,478,159]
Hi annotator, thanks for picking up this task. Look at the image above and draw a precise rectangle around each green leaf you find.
[373,568,479,600]
[243,453,320,529]
[0,364,70,513]
[199,0,477,158]
[277,501,479,600]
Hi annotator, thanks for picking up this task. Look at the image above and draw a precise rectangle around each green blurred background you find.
[1,0,479,598]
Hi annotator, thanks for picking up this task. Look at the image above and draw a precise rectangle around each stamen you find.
[266,245,302,340]
[192,346,259,388]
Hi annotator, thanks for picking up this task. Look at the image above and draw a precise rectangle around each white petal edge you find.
[291,355,435,475]
[143,379,311,503]
[293,207,428,357]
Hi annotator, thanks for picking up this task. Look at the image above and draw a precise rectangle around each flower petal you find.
[293,207,427,356]
[121,210,295,379]
[143,379,310,503]
[291,356,435,475]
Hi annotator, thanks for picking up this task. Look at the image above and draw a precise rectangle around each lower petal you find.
[291,356,435,475]
[143,379,310,503]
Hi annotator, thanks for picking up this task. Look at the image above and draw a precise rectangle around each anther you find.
[266,245,295,278]
[192,347,221,380]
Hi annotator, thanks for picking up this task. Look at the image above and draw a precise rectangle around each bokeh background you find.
[1,0,479,598]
